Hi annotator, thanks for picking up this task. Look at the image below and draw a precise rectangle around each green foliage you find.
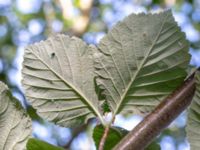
[22,35,104,127]
[186,70,200,150]
[0,10,198,150]
[0,81,32,150]
[93,125,128,149]
[93,125,160,150]
[27,138,64,150]
[22,10,190,129]
[95,10,190,117]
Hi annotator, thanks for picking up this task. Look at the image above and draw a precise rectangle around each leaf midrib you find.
[113,13,169,116]
[27,48,104,124]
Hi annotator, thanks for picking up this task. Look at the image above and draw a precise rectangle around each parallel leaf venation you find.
[22,35,104,127]
[186,72,200,150]
[94,10,190,116]
[0,82,32,150]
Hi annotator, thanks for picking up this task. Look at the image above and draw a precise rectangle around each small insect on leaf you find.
[51,52,55,58]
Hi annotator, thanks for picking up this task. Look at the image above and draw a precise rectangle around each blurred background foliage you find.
[0,0,200,149]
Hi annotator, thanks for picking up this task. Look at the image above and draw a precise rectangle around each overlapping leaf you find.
[186,71,200,150]
[94,10,190,116]
[93,125,128,150]
[0,82,32,150]
[93,125,160,150]
[27,138,64,150]
[22,35,104,127]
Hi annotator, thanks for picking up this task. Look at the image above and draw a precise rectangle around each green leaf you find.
[0,81,32,150]
[22,35,104,127]
[186,71,200,150]
[93,125,128,150]
[94,10,190,116]
[93,125,160,150]
[27,138,64,150]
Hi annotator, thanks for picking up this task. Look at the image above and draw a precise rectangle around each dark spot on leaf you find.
[143,33,147,37]
[51,52,55,58]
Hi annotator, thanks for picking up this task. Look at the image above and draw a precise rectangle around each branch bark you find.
[113,73,196,150]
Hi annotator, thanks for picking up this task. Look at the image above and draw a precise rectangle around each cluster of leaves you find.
[0,10,200,150]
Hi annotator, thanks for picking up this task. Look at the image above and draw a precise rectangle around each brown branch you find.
[113,73,196,150]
